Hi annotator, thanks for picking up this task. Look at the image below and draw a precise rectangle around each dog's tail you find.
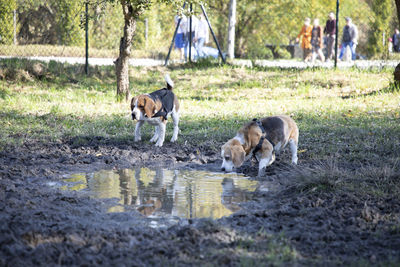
[165,74,174,90]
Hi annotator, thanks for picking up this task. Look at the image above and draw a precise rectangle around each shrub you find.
[274,46,292,59]
[247,45,274,60]
[0,0,17,45]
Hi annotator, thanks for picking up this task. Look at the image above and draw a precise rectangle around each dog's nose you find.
[131,113,135,120]
[221,167,226,172]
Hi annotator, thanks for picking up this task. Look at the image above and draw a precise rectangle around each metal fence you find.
[0,2,134,59]
[1,1,399,70]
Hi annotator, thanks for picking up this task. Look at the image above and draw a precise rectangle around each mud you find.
[1,137,399,265]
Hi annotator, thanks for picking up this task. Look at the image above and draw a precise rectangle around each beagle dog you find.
[221,115,299,176]
[131,74,179,147]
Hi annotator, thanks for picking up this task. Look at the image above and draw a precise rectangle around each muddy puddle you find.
[58,167,258,220]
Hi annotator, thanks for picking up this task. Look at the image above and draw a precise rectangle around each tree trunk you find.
[227,0,236,59]
[115,2,137,101]
[396,0,400,28]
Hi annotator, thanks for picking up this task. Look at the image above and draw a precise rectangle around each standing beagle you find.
[221,115,299,176]
[130,74,180,147]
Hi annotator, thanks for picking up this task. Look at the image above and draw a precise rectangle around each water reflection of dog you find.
[118,169,136,206]
[221,178,252,212]
[119,167,177,216]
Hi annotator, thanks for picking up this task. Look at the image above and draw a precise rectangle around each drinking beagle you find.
[221,115,299,176]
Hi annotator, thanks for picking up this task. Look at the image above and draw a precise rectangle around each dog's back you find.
[261,115,298,148]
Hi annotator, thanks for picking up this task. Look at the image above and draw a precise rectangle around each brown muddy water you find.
[54,167,258,221]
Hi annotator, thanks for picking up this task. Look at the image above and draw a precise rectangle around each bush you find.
[247,45,273,60]
[0,0,17,45]
[274,46,292,59]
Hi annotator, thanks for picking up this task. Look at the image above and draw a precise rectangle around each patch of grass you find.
[282,159,346,194]
[280,158,400,200]
[205,232,300,266]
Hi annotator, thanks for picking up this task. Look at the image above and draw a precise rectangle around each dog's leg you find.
[134,121,144,142]
[150,125,159,143]
[155,123,166,147]
[289,139,298,164]
[170,109,179,142]
[274,141,282,153]
[258,152,275,177]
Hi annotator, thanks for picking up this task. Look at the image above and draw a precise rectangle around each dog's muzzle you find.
[131,113,136,120]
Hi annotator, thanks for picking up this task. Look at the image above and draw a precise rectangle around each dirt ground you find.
[1,137,399,266]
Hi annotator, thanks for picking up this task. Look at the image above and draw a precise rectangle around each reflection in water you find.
[62,168,258,219]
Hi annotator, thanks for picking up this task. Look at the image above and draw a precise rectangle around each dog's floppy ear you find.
[130,97,137,111]
[231,145,245,168]
[143,97,156,118]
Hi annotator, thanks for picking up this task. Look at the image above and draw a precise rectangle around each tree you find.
[396,0,400,28]
[367,0,392,57]
[114,0,151,101]
[0,0,17,44]
[227,0,236,59]
[16,0,83,46]
[90,0,203,101]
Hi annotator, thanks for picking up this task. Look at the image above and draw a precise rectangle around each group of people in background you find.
[297,12,358,62]
[174,13,209,62]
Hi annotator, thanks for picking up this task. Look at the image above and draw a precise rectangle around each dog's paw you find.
[155,142,164,147]
[134,137,141,142]
[170,137,177,143]
[257,168,266,177]
[150,136,158,143]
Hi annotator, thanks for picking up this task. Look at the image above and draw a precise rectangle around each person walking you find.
[388,37,393,53]
[183,14,199,62]
[311,18,325,62]
[338,17,358,61]
[324,11,336,61]
[194,14,209,59]
[392,29,400,52]
[174,14,186,61]
[296,18,313,61]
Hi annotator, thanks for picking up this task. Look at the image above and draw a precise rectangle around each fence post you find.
[189,4,193,63]
[145,18,148,47]
[13,10,17,45]
[334,0,339,69]
[382,32,385,49]
[85,1,89,75]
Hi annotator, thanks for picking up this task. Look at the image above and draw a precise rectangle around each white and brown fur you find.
[221,115,299,176]
[130,75,179,147]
